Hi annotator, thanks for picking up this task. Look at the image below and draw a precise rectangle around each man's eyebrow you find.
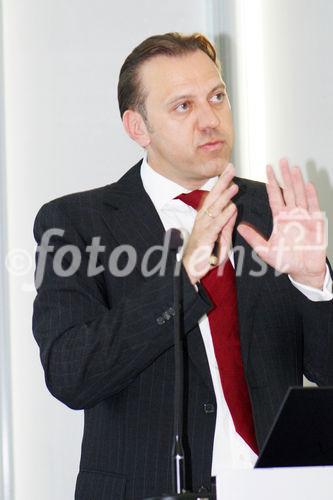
[166,82,226,107]
[166,93,195,107]
[210,82,226,94]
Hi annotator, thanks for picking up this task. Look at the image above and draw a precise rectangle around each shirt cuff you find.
[288,264,333,302]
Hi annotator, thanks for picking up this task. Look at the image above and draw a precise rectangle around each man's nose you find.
[196,103,220,131]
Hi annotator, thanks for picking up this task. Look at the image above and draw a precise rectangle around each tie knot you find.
[175,189,208,211]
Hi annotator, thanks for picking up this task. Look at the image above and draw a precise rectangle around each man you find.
[33,33,333,500]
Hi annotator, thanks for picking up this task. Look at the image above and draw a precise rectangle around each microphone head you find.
[166,228,184,251]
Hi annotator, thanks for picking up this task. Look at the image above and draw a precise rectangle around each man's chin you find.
[202,157,230,177]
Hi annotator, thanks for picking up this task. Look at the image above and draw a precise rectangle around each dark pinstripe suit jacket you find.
[33,160,333,500]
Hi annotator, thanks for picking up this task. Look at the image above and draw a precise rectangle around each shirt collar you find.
[140,156,218,210]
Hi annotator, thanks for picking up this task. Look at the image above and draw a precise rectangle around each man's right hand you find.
[182,163,238,285]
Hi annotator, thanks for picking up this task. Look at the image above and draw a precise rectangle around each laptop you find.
[255,386,333,468]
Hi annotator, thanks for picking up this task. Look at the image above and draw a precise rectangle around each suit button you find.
[156,316,165,325]
[203,403,215,414]
[198,485,209,494]
[167,307,175,316]
[162,311,171,320]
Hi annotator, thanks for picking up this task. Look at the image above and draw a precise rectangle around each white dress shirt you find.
[140,157,333,476]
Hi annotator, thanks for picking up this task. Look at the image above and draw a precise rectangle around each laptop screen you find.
[255,386,333,468]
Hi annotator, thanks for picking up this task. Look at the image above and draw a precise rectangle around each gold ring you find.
[209,255,218,266]
[204,208,215,219]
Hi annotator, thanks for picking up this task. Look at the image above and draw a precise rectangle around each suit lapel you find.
[102,160,215,394]
[233,177,273,372]
[102,161,166,278]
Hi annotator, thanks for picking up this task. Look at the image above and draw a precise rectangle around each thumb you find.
[237,223,271,261]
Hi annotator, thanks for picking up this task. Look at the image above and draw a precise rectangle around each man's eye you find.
[211,92,225,103]
[175,102,190,112]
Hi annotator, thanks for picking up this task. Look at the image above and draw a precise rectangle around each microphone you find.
[210,241,219,267]
[144,229,214,500]
[169,225,218,268]
[168,228,185,252]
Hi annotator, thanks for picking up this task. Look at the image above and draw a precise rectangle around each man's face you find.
[139,50,234,189]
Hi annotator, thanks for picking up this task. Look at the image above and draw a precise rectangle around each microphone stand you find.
[144,229,214,500]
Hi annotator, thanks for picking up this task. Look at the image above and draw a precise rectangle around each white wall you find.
[260,0,333,259]
[2,1,210,499]
[0,3,12,499]
[219,0,333,258]
[2,1,333,499]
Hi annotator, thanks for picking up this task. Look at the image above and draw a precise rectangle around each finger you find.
[223,207,237,234]
[205,182,239,217]
[266,164,285,216]
[237,223,270,262]
[306,181,321,213]
[291,165,308,209]
[201,163,235,209]
[208,202,237,240]
[217,210,237,263]
[222,209,237,244]
[279,158,296,207]
[219,207,237,243]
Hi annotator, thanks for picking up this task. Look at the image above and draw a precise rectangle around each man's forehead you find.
[140,51,224,99]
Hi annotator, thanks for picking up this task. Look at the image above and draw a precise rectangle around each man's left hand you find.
[237,158,327,289]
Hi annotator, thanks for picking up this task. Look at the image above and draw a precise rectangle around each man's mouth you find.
[198,140,224,151]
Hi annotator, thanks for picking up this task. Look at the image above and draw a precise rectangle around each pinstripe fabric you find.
[32,160,333,499]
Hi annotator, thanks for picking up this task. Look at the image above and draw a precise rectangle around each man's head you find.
[118,33,219,120]
[118,32,234,189]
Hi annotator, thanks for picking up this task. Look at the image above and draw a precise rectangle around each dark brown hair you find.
[117,32,220,119]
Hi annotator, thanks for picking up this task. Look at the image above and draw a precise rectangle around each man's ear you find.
[122,110,151,148]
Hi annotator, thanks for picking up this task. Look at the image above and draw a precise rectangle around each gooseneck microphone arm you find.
[144,229,214,500]
[172,229,186,494]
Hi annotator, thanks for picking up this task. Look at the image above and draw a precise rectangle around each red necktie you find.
[176,190,258,454]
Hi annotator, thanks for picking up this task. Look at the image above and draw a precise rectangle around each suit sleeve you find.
[251,180,333,386]
[294,259,333,385]
[32,201,212,410]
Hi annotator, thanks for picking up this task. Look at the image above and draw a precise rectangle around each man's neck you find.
[145,156,212,191]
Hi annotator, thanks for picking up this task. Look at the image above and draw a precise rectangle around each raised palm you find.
[237,159,327,288]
